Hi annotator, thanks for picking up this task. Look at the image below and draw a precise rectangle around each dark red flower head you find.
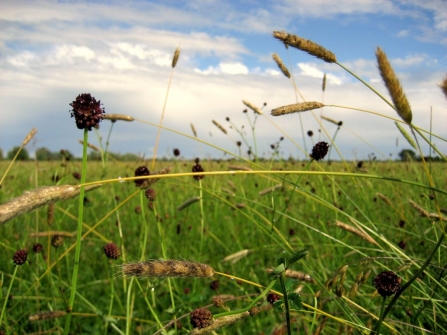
[310,141,329,161]
[69,93,105,131]
[134,166,150,187]
[13,249,28,265]
[190,308,213,329]
[192,162,205,181]
[373,271,401,297]
[173,148,180,157]
[104,243,120,260]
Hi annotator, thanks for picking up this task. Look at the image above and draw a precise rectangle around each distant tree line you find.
[0,147,444,162]
[0,147,141,162]
[398,149,444,162]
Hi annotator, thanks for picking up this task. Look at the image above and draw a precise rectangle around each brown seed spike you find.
[272,53,291,78]
[121,260,214,278]
[271,102,324,116]
[273,31,336,63]
[172,47,181,68]
[376,47,412,124]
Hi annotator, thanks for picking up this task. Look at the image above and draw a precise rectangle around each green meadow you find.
[1,31,446,335]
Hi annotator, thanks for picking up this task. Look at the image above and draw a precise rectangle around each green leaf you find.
[284,279,299,292]
[288,292,302,310]
[271,263,286,275]
[288,249,309,266]
[273,300,285,312]
[276,257,286,266]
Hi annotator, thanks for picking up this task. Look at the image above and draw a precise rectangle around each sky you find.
[1,0,446,161]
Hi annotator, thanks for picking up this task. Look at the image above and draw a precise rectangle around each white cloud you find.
[297,63,342,85]
[195,62,249,75]
[7,51,37,67]
[220,62,249,75]
[54,45,95,63]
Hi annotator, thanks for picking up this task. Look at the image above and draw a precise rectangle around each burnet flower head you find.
[69,93,105,130]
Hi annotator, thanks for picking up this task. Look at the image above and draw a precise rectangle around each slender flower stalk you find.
[64,128,89,334]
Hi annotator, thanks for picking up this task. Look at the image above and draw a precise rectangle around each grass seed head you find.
[322,73,327,92]
[376,47,412,124]
[121,260,214,278]
[172,47,181,68]
[190,123,197,137]
[273,31,336,63]
[102,114,134,122]
[271,101,324,116]
[13,249,28,265]
[29,310,66,322]
[242,100,263,115]
[22,128,37,146]
[272,53,291,78]
[177,196,201,211]
[212,120,227,134]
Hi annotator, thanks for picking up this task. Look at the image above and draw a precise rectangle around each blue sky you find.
[1,0,446,161]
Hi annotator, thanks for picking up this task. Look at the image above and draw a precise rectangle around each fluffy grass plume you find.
[121,260,214,278]
[0,184,101,225]
[273,31,336,63]
[395,122,417,149]
[272,53,291,78]
[376,47,412,124]
[271,101,324,116]
[242,100,263,115]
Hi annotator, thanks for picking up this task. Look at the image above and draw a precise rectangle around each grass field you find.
[1,31,446,335]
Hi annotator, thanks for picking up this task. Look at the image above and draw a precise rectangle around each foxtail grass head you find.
[376,48,412,124]
[271,101,324,116]
[121,260,214,278]
[272,53,291,78]
[273,31,336,63]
